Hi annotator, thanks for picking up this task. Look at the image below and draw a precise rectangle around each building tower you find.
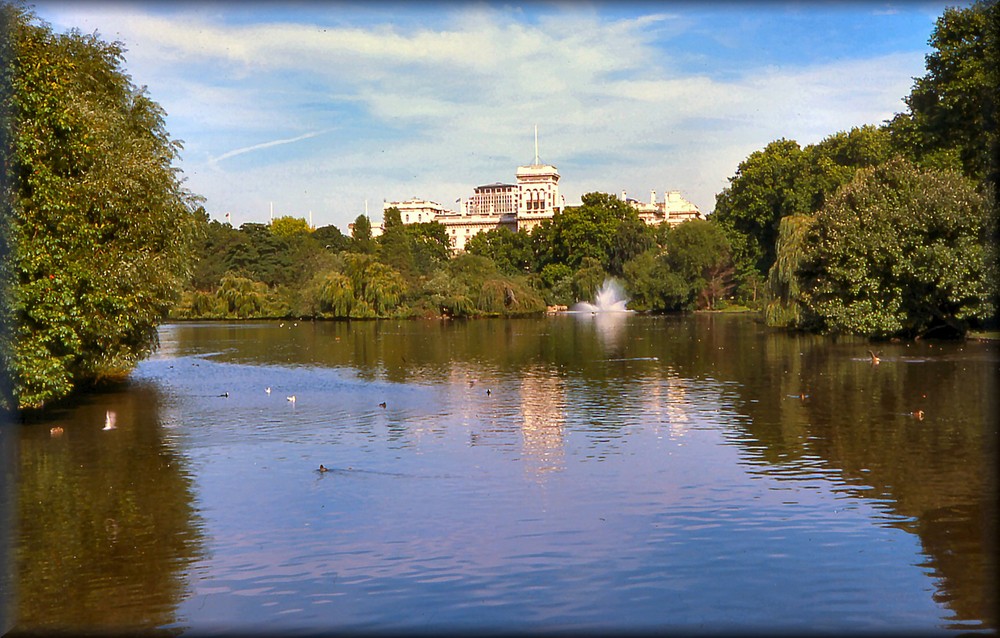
[515,126,560,233]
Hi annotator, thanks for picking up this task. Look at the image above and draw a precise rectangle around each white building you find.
[378,131,700,251]
[385,154,563,251]
[622,189,703,226]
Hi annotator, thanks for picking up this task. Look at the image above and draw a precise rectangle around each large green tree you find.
[623,219,733,312]
[798,158,995,338]
[540,192,651,274]
[711,139,808,280]
[1,6,200,408]
[887,0,998,187]
[464,226,533,276]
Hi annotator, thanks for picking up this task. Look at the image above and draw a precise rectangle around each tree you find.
[464,226,533,275]
[405,222,451,275]
[350,214,374,254]
[623,220,733,312]
[339,253,406,318]
[712,128,897,304]
[1,7,200,408]
[543,192,639,272]
[313,224,350,253]
[608,212,655,278]
[189,217,243,291]
[215,273,268,318]
[711,139,808,280]
[765,214,816,328]
[887,1,998,187]
[270,215,311,238]
[799,158,996,338]
[662,220,733,310]
[382,206,402,230]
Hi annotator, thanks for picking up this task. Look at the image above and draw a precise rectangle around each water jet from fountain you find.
[571,279,630,313]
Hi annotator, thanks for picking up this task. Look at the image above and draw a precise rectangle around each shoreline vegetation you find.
[1,1,997,410]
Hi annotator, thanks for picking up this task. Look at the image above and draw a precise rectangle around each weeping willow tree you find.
[215,274,268,318]
[765,214,816,329]
[477,278,545,315]
[312,271,354,318]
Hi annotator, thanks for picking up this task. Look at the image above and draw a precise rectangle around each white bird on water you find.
[103,410,117,431]
[287,395,296,404]
[265,387,271,395]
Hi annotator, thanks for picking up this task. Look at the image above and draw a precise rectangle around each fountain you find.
[570,278,630,313]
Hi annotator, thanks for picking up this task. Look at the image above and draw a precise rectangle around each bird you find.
[49,426,64,437]
[486,389,492,396]
[379,401,387,409]
[287,395,296,404]
[265,387,271,395]
[103,410,117,431]
[868,350,880,365]
[318,464,329,473]
[911,409,925,420]
[219,392,229,398]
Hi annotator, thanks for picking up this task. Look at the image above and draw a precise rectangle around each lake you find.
[5,314,997,634]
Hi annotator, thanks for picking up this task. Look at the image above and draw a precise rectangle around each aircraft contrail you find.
[211,129,334,164]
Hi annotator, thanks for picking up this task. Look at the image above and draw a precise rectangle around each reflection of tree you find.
[1,413,16,635]
[14,383,204,631]
[689,314,997,630]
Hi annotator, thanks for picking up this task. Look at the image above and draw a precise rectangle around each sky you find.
[30,1,961,232]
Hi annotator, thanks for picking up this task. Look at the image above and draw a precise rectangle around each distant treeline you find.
[172,192,731,321]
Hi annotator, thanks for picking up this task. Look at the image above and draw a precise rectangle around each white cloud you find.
[34,3,932,230]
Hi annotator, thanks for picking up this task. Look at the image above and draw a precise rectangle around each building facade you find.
[625,189,704,226]
[380,149,700,251]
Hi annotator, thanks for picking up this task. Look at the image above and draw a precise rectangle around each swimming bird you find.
[49,426,64,437]
[379,401,387,409]
[868,350,880,365]
[287,395,296,404]
[219,392,229,398]
[265,387,271,395]
[103,410,117,431]
[911,409,925,420]
[318,465,329,473]
[486,389,492,396]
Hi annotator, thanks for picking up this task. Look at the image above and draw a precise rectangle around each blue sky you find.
[31,1,958,231]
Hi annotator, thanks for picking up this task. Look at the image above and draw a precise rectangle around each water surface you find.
[10,314,997,634]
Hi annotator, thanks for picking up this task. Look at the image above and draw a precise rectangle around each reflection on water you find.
[1,409,15,636]
[13,383,205,632]
[10,315,997,634]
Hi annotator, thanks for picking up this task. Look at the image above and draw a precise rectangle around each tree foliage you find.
[798,158,995,338]
[270,215,311,238]
[623,220,733,312]
[540,192,647,273]
[464,226,533,275]
[764,214,816,328]
[1,6,200,408]
[887,0,998,186]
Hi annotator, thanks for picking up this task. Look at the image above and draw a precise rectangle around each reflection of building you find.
[518,372,566,475]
